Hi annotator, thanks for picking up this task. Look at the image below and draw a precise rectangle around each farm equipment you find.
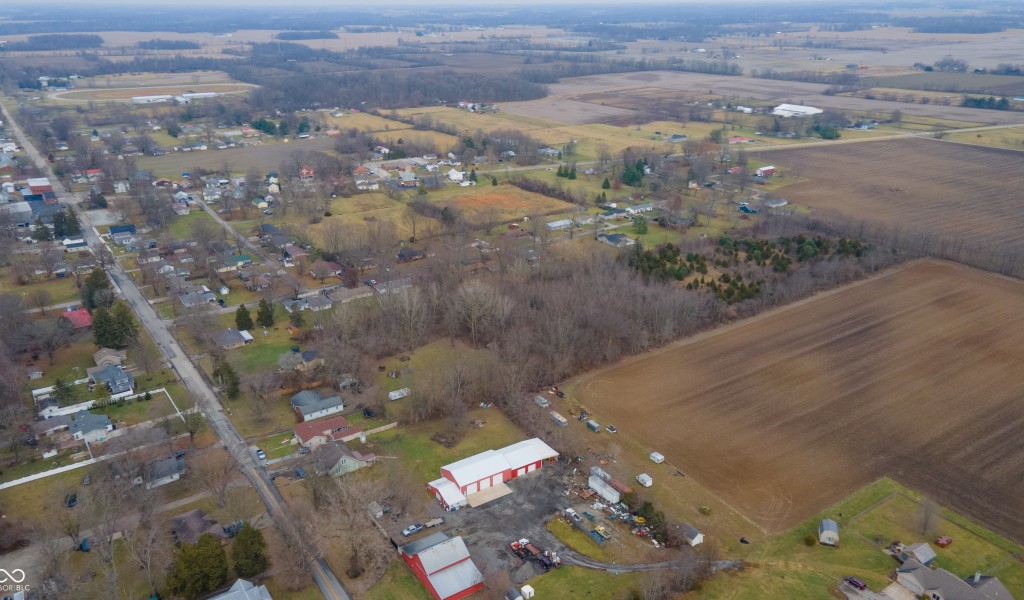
[594,525,612,540]
[583,511,597,521]
[588,529,606,545]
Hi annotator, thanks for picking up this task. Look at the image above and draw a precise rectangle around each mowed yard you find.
[571,260,1024,541]
[761,137,1024,252]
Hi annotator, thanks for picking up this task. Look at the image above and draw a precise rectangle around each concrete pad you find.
[467,482,512,507]
[882,582,917,600]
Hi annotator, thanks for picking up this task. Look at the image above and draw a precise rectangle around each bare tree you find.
[919,498,941,537]
[32,522,74,600]
[192,450,239,508]
[246,372,279,424]
[180,403,204,447]
[130,338,160,374]
[27,288,53,313]
[122,506,172,598]
[32,317,74,365]
[401,205,420,242]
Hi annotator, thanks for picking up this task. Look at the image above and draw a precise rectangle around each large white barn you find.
[773,103,824,118]
[428,438,558,510]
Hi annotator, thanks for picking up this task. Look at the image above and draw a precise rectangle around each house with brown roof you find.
[294,415,361,449]
[313,440,376,477]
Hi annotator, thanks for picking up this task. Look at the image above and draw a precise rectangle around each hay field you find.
[761,138,1024,251]
[573,260,1024,540]
[440,186,579,222]
[54,83,254,101]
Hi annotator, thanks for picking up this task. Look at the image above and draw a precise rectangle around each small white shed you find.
[818,519,839,546]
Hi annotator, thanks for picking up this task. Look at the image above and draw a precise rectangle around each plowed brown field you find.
[573,261,1024,540]
[763,138,1024,251]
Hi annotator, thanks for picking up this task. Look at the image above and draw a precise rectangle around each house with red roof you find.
[62,307,92,329]
[293,415,361,449]
[299,164,315,181]
[401,533,484,600]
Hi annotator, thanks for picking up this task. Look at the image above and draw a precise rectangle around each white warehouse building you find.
[772,103,823,118]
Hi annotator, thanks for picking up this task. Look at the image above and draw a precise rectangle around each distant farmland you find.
[574,261,1024,541]
[762,138,1024,252]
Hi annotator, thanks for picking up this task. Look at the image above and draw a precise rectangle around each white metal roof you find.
[501,438,558,470]
[429,478,467,507]
[428,555,483,600]
[443,450,506,487]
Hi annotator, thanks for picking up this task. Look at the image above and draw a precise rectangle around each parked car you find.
[843,577,867,591]
[173,450,186,459]
[401,523,424,537]
[64,493,78,508]
[606,425,617,433]
[82,474,91,486]
[217,298,226,307]
[262,209,273,216]
[299,446,311,455]
[255,448,267,461]
[295,468,307,479]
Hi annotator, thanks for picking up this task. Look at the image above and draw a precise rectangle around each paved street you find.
[0,99,351,600]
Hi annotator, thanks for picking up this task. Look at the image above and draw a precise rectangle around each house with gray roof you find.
[146,457,186,489]
[290,390,344,422]
[179,289,217,309]
[896,559,1015,600]
[214,328,254,350]
[901,542,938,566]
[210,579,273,600]
[314,440,376,477]
[70,410,113,443]
[90,364,134,395]
[401,532,484,600]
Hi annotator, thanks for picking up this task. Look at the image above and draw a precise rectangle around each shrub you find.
[699,505,712,516]
[804,534,817,546]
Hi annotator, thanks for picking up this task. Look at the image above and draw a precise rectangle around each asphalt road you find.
[0,98,351,600]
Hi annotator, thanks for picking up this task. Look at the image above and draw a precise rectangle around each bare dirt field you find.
[759,137,1024,251]
[571,260,1024,541]
[501,97,640,125]
[547,71,1024,125]
[443,188,579,222]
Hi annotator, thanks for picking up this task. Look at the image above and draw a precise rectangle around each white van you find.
[649,452,665,464]
[636,473,653,488]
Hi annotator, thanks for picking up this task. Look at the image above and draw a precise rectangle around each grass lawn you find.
[167,210,217,240]
[22,338,96,391]
[0,269,82,304]
[367,406,525,485]
[91,390,176,427]
[224,390,299,440]
[692,478,1024,599]
[546,518,616,563]
[362,559,433,600]
[0,468,86,522]
[0,448,83,484]
[264,581,326,600]
[527,565,639,599]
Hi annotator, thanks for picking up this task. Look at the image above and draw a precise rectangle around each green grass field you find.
[693,478,1024,599]
[528,566,640,599]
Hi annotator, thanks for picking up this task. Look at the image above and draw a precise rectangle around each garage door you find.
[464,482,477,495]
[478,477,491,491]
[515,467,528,477]
[526,463,537,473]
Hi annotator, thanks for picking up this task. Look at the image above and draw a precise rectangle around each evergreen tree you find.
[232,524,269,577]
[289,310,304,329]
[602,177,611,189]
[556,165,565,177]
[53,377,78,406]
[213,361,240,400]
[166,533,228,600]
[568,166,577,180]
[633,216,649,234]
[255,298,274,328]
[469,170,478,183]
[491,176,498,186]
[235,305,253,331]
[32,217,53,242]
[109,302,138,347]
[82,269,112,309]
[92,307,116,348]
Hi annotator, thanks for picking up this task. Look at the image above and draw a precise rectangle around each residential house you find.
[27,366,44,380]
[294,415,361,449]
[545,219,573,231]
[369,277,413,295]
[171,508,227,545]
[29,413,71,440]
[283,244,308,261]
[217,254,252,273]
[93,348,127,367]
[90,364,134,395]
[625,203,654,215]
[113,180,130,194]
[63,307,93,329]
[290,390,344,422]
[299,164,315,181]
[179,289,217,309]
[446,168,464,182]
[146,457,186,489]
[70,410,114,443]
[282,296,333,313]
[109,224,137,236]
[600,208,628,220]
[280,349,324,373]
[213,328,254,350]
[401,532,484,600]
[111,231,136,246]
[901,542,938,566]
[399,171,419,188]
[818,519,839,546]
[313,440,376,477]
[597,232,635,248]
[172,202,190,216]
[310,260,343,278]
[210,579,273,600]
[137,248,162,264]
[396,248,426,263]
[896,559,1014,600]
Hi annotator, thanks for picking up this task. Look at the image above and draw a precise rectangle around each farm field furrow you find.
[572,261,1024,540]
[761,137,1024,251]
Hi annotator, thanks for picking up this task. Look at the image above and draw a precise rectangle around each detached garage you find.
[428,439,558,509]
